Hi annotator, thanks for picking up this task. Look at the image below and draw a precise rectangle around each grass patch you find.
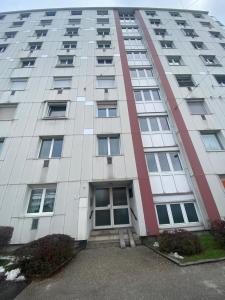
[182,234,225,262]
[0,259,10,268]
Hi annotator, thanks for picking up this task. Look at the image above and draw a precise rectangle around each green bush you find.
[15,234,74,278]
[158,230,202,256]
[0,226,14,249]
[211,220,225,248]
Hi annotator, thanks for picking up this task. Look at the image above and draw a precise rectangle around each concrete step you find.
[86,240,120,249]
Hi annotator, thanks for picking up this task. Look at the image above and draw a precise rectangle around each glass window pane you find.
[188,102,206,114]
[159,117,170,130]
[130,69,137,78]
[49,105,66,117]
[170,204,184,223]
[52,138,63,158]
[170,152,182,171]
[112,188,127,206]
[201,134,223,151]
[95,188,110,207]
[110,137,120,155]
[134,91,142,101]
[43,188,56,212]
[98,108,107,117]
[184,203,199,222]
[98,137,108,155]
[27,189,43,213]
[151,89,160,100]
[95,210,111,226]
[143,90,152,101]
[156,205,170,224]
[139,118,149,132]
[158,153,170,171]
[39,139,51,158]
[114,208,129,225]
[108,108,117,117]
[149,117,159,131]
[146,153,158,172]
[138,69,145,77]
[146,69,153,77]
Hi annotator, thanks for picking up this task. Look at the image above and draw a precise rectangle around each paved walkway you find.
[16,246,225,300]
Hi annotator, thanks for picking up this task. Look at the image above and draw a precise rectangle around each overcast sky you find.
[0,0,224,24]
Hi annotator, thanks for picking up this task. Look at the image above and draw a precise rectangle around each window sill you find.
[42,117,68,120]
[96,64,114,67]
[204,64,222,67]
[96,116,119,119]
[25,213,54,218]
[205,149,225,152]
[55,65,74,68]
[96,154,123,157]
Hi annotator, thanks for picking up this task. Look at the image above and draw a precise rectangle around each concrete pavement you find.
[16,245,225,300]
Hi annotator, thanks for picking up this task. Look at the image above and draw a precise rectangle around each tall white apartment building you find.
[0,7,224,244]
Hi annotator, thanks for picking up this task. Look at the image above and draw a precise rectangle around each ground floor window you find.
[156,202,199,226]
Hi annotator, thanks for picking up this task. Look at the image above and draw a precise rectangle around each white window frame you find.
[160,40,175,49]
[127,51,148,61]
[134,89,161,102]
[97,28,110,36]
[200,55,220,66]
[68,18,81,25]
[21,58,35,67]
[29,42,42,51]
[200,132,224,151]
[40,19,52,26]
[97,135,121,156]
[65,28,79,36]
[155,202,201,228]
[0,138,4,156]
[38,137,63,158]
[167,56,183,66]
[122,27,140,35]
[35,30,47,37]
[62,41,77,49]
[97,41,111,49]
[10,78,28,91]
[0,44,7,52]
[0,103,17,121]
[26,185,57,217]
[139,115,170,133]
[154,29,167,36]
[97,56,113,65]
[130,68,153,78]
[97,102,117,118]
[53,77,72,89]
[43,101,69,119]
[191,41,205,50]
[187,99,209,115]
[183,29,198,37]
[57,56,74,66]
[96,76,115,88]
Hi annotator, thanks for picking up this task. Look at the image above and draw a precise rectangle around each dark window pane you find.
[110,137,120,155]
[27,189,42,213]
[98,108,107,117]
[113,187,127,206]
[98,137,108,155]
[95,188,110,207]
[159,117,170,130]
[52,138,63,158]
[143,90,152,101]
[184,203,199,222]
[95,210,111,226]
[156,205,170,224]
[108,108,117,117]
[113,208,129,225]
[139,118,148,132]
[170,204,184,223]
[39,139,51,158]
[170,152,182,171]
[49,105,66,117]
[149,117,159,131]
[43,188,56,212]
[134,90,142,101]
[152,89,160,100]
[158,153,170,171]
[146,153,158,172]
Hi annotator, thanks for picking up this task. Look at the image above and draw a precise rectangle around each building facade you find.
[0,7,224,244]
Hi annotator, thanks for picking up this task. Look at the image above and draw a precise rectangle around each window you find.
[45,102,67,118]
[191,41,206,50]
[134,89,161,102]
[187,99,208,115]
[45,11,56,16]
[97,102,117,117]
[176,20,188,27]
[193,13,203,19]
[10,78,28,91]
[40,19,52,26]
[167,56,183,66]
[97,76,115,88]
[169,11,181,17]
[200,21,212,28]
[53,77,72,89]
[0,44,8,53]
[160,40,175,49]
[145,11,156,17]
[149,19,161,25]
[209,31,223,39]
[71,10,82,16]
[120,16,135,24]
[5,31,17,38]
[27,185,56,215]
[11,21,24,27]
[220,43,225,50]
[0,138,4,155]
[124,38,143,47]
[62,41,77,49]
[19,13,30,19]
[200,55,220,66]
[0,15,6,20]
[139,116,170,132]
[214,75,225,86]
[146,152,183,173]
[201,132,224,151]
[127,51,148,61]
[35,30,47,37]
[98,136,120,155]
[154,29,167,36]
[97,41,111,48]
[97,18,109,25]
[183,29,198,37]
[57,56,74,66]
[130,68,153,78]
[68,18,81,25]
[97,56,113,64]
[122,27,140,36]
[21,58,36,67]
[65,28,78,36]
[175,75,195,87]
[97,28,110,36]
[156,202,199,225]
[29,42,42,51]
[39,137,63,158]
[0,104,17,120]
[97,10,108,15]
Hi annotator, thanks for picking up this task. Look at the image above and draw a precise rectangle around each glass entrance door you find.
[94,187,130,229]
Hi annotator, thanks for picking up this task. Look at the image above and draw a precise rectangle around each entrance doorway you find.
[94,187,131,229]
